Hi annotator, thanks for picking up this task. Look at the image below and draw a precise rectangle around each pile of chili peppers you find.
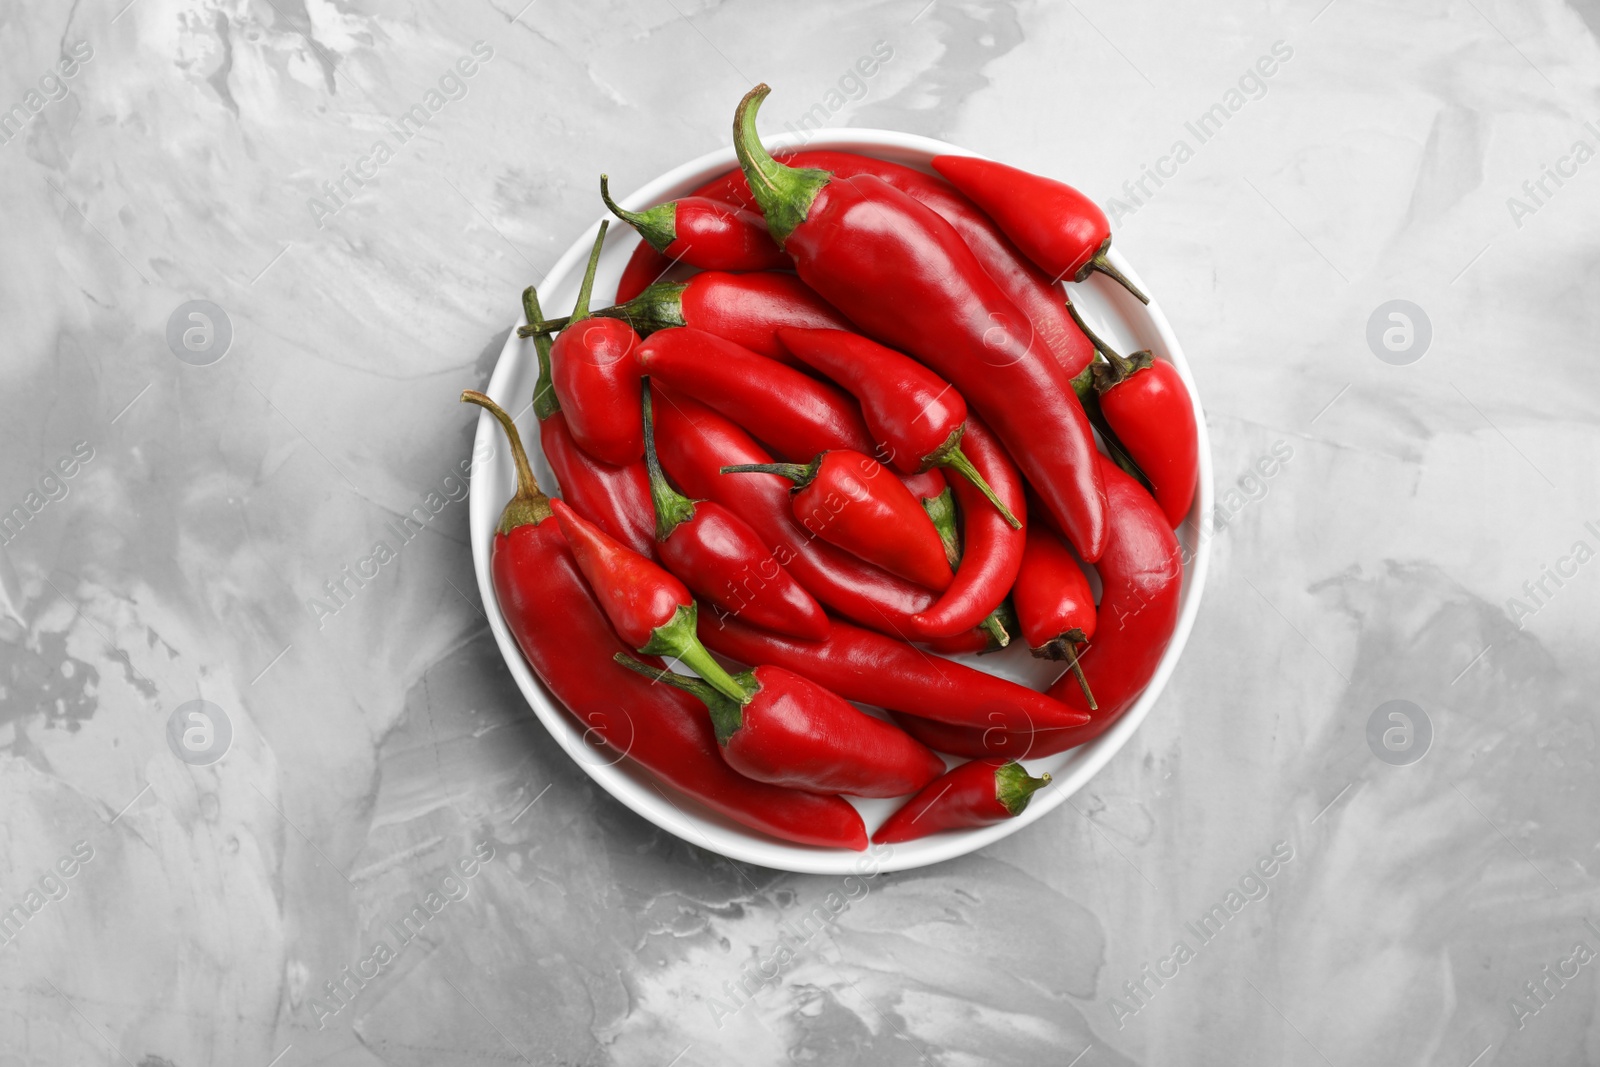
[465,85,1197,851]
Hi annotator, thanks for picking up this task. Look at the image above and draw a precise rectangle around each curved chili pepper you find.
[930,155,1148,303]
[616,655,943,798]
[1068,300,1199,527]
[640,383,828,641]
[550,222,645,466]
[909,476,1006,650]
[777,327,1019,527]
[651,389,936,632]
[636,327,875,460]
[524,286,656,558]
[905,416,1026,638]
[872,758,1051,844]
[1013,521,1097,708]
[697,613,1089,732]
[709,152,1098,378]
[600,175,789,273]
[549,497,750,705]
[920,598,1016,655]
[461,389,865,850]
[892,455,1182,758]
[732,86,1109,562]
[722,452,955,593]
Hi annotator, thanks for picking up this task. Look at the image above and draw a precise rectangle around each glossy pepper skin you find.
[460,389,866,850]
[777,327,1018,527]
[617,656,944,798]
[525,286,656,558]
[550,222,646,466]
[732,86,1109,563]
[1013,520,1097,708]
[930,155,1149,304]
[601,175,789,272]
[1045,455,1183,713]
[872,759,1051,844]
[640,383,829,641]
[637,327,876,461]
[906,417,1026,638]
[722,452,955,593]
[894,455,1183,759]
[531,272,854,367]
[549,498,751,706]
[651,389,937,632]
[1068,302,1199,528]
[615,241,670,304]
[707,153,1098,378]
[1014,522,1097,656]
[698,613,1089,733]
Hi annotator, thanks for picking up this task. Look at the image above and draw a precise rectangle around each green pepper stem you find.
[1033,628,1097,709]
[613,651,715,699]
[639,602,752,705]
[1076,238,1150,305]
[613,652,749,743]
[600,174,678,255]
[719,459,820,489]
[569,220,609,324]
[1063,640,1097,710]
[976,607,1011,652]
[732,84,831,246]
[518,278,690,340]
[920,486,961,570]
[935,432,1020,529]
[1064,295,1136,379]
[641,383,699,542]
[460,390,552,533]
[994,761,1052,816]
[522,286,561,421]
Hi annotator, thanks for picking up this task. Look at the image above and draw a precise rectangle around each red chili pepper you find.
[1045,454,1182,712]
[460,389,865,850]
[525,286,656,558]
[616,655,943,798]
[906,416,1026,638]
[1013,521,1097,708]
[777,328,1019,527]
[1067,300,1199,527]
[651,389,937,632]
[615,242,670,304]
[930,156,1148,304]
[640,383,829,641]
[732,86,1109,562]
[919,598,1016,655]
[636,327,875,460]
[548,497,753,707]
[886,712,1069,761]
[549,222,645,466]
[872,758,1051,844]
[709,153,1098,378]
[721,451,955,593]
[600,175,788,273]
[697,612,1088,732]
[892,455,1182,758]
[532,271,854,367]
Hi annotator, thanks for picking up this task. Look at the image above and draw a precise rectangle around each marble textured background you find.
[2,0,1599,1063]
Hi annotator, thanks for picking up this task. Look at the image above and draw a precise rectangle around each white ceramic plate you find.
[468,129,1212,874]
